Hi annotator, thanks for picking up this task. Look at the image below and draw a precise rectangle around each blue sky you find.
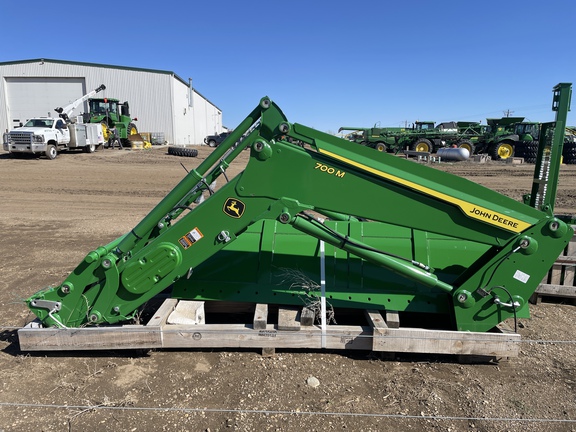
[1,0,574,132]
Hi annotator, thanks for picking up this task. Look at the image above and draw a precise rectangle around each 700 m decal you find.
[314,162,346,178]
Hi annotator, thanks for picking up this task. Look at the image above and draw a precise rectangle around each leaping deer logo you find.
[223,198,245,218]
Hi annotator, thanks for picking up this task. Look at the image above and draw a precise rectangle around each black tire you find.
[523,141,539,163]
[489,141,514,160]
[457,140,475,155]
[374,142,386,152]
[168,146,198,157]
[121,123,138,147]
[45,145,57,160]
[562,142,576,163]
[410,138,433,153]
[208,139,217,148]
[564,141,576,164]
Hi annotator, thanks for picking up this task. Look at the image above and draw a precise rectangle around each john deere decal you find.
[223,198,245,218]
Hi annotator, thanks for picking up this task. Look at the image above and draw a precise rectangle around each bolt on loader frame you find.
[26,84,573,334]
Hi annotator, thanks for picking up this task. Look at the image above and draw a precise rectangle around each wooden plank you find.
[365,310,388,352]
[18,321,162,351]
[18,300,520,358]
[19,320,518,357]
[160,323,373,350]
[158,322,519,357]
[563,232,576,286]
[146,298,178,327]
[529,291,542,305]
[385,310,400,329]
[373,327,520,357]
[536,283,576,298]
[18,319,519,357]
[253,304,268,330]
[167,301,205,325]
[550,263,563,285]
[554,256,576,265]
[364,310,388,330]
[301,307,315,327]
[278,307,301,331]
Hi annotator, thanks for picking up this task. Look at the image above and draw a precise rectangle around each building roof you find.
[0,58,219,110]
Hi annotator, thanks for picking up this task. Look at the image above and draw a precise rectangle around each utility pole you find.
[503,109,514,117]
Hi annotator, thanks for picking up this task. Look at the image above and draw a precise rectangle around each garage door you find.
[6,77,86,126]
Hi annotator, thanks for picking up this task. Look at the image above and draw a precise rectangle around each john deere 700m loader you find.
[24,84,573,339]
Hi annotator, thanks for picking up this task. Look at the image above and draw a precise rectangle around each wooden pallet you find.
[531,226,576,304]
[18,299,519,361]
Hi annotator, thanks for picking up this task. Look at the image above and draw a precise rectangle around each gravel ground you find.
[0,145,575,432]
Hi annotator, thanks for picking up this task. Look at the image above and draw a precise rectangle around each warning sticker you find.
[513,269,530,284]
[179,227,204,249]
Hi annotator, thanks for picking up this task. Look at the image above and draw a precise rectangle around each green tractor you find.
[85,97,139,147]
[474,116,526,160]
[512,122,541,163]
[338,126,404,152]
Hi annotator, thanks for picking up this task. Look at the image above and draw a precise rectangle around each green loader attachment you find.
[27,84,573,334]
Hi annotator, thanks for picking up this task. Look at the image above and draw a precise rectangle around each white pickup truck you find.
[3,117,104,159]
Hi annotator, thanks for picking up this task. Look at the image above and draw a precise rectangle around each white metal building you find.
[0,58,223,145]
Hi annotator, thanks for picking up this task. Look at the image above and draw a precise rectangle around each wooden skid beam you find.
[17,300,520,357]
[18,322,162,351]
[372,327,519,356]
[535,284,576,298]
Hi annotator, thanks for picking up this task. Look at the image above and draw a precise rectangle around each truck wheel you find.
[457,140,475,154]
[490,141,514,160]
[374,142,386,152]
[83,144,96,153]
[411,139,433,153]
[45,145,57,160]
[208,139,217,147]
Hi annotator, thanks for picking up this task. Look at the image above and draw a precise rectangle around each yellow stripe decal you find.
[319,148,530,233]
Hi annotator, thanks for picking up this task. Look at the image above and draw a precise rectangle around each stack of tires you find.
[563,141,576,164]
[515,140,576,164]
[515,141,539,164]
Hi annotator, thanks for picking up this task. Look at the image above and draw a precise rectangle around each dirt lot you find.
[0,145,576,432]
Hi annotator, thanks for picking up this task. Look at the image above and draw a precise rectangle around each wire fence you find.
[1,322,576,426]
[0,401,575,424]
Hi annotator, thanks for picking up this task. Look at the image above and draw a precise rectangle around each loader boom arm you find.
[27,87,573,333]
[55,84,106,122]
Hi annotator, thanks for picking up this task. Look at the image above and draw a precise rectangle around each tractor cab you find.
[414,121,435,131]
[87,98,123,123]
[515,122,540,141]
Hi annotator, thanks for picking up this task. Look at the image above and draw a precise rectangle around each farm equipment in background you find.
[339,113,574,163]
[24,84,572,340]
[85,96,140,148]
[337,125,403,152]
[475,119,575,162]
[339,120,485,154]
[563,126,576,164]
[467,116,539,161]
